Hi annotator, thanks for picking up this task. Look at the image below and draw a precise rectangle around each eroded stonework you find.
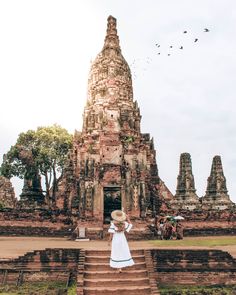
[201,155,234,210]
[171,153,200,210]
[0,176,17,208]
[55,16,170,222]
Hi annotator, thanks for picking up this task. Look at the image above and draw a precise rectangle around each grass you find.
[0,281,76,295]
[159,284,236,295]
[151,236,236,247]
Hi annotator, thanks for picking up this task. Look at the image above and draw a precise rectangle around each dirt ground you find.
[0,236,236,260]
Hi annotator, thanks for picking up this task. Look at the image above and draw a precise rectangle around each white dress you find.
[108,221,135,268]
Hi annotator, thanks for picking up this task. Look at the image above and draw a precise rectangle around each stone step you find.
[82,286,151,295]
[85,255,145,264]
[84,277,150,287]
[84,262,146,271]
[84,269,148,279]
[86,249,144,256]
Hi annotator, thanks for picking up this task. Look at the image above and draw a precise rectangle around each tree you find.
[0,124,73,205]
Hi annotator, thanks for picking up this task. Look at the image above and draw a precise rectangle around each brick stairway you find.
[77,249,160,295]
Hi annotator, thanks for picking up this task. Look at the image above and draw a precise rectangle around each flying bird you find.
[170,46,173,48]
[204,28,209,32]
[155,44,160,47]
[168,54,170,56]
[179,46,183,49]
[158,53,160,55]
[194,38,198,42]
[183,30,187,34]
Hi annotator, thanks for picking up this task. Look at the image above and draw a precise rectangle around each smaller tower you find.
[0,176,17,208]
[171,153,200,210]
[19,171,45,208]
[201,155,233,210]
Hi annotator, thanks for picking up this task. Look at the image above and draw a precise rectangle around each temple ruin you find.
[0,16,235,239]
[171,153,200,210]
[0,176,17,208]
[55,15,168,223]
[201,155,234,210]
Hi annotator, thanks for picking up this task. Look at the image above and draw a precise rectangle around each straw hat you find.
[111,210,126,222]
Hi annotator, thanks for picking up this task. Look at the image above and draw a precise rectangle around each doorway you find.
[103,187,121,224]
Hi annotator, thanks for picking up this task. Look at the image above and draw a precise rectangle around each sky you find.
[0,0,236,203]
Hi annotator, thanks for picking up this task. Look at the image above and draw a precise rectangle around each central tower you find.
[56,16,162,222]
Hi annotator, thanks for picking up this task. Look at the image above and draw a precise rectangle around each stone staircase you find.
[77,249,160,295]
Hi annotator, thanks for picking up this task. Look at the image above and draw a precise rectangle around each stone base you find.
[75,238,90,242]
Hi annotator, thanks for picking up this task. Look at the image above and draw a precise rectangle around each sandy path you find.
[0,236,236,260]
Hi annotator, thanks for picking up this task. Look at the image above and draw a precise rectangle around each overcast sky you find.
[0,0,236,203]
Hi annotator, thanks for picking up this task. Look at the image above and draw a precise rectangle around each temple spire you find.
[103,15,121,52]
[206,155,228,195]
[171,153,200,210]
[201,155,233,210]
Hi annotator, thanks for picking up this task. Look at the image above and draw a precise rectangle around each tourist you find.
[158,217,165,240]
[108,210,134,272]
[155,215,166,240]
[176,220,184,239]
[163,217,174,240]
[72,221,80,240]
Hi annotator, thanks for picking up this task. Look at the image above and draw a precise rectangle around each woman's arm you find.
[108,233,112,246]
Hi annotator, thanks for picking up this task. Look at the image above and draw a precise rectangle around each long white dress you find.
[108,221,135,268]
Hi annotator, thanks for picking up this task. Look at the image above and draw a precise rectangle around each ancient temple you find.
[56,16,170,222]
[171,153,200,210]
[18,172,45,208]
[0,176,17,208]
[201,155,234,210]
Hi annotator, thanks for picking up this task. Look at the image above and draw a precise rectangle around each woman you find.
[108,210,135,272]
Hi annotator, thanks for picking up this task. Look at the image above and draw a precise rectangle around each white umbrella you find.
[174,215,185,220]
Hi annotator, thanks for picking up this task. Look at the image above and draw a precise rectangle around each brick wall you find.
[151,249,236,285]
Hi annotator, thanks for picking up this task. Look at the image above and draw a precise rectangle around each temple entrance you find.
[103,187,121,224]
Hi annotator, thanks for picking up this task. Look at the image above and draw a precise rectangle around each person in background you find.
[176,220,184,239]
[163,217,174,240]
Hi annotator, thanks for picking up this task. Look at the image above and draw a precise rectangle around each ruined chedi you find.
[0,176,17,208]
[56,16,170,221]
[171,153,200,210]
[201,155,234,210]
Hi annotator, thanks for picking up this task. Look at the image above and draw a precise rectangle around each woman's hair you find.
[113,220,126,232]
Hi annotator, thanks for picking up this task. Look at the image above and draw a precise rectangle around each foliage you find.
[0,281,76,294]
[0,124,73,203]
[159,284,236,295]
[124,135,134,143]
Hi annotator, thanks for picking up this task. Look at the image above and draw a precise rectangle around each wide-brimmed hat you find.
[111,210,126,222]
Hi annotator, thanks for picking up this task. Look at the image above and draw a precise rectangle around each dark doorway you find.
[104,187,121,224]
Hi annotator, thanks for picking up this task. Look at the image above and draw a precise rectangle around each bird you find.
[158,53,160,55]
[179,46,183,49]
[183,30,187,33]
[168,54,170,56]
[204,28,209,32]
[155,44,160,47]
[170,46,173,48]
[194,38,198,42]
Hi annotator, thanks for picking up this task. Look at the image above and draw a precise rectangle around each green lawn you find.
[159,284,236,295]
[151,236,236,247]
[0,281,76,295]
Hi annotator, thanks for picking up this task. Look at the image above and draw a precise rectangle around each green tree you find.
[0,124,73,205]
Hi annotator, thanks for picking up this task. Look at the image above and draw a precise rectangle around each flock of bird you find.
[155,28,210,56]
[129,27,210,79]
